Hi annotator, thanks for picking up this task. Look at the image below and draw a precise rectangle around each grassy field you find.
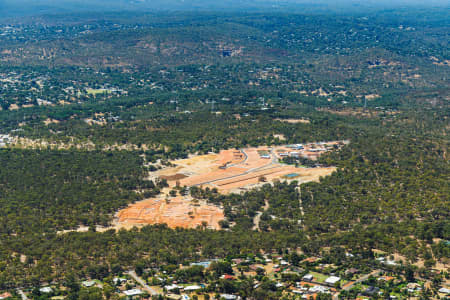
[86,88,111,95]
[309,271,329,283]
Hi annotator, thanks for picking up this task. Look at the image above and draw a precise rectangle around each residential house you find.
[183,285,201,292]
[309,285,329,293]
[39,287,53,294]
[220,294,239,300]
[302,274,314,282]
[345,268,359,276]
[363,286,380,296]
[324,276,340,286]
[82,280,96,287]
[123,289,143,297]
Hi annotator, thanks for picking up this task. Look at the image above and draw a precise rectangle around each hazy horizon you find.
[1,0,449,19]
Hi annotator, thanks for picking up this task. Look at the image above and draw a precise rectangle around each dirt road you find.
[126,270,160,296]
[17,289,28,300]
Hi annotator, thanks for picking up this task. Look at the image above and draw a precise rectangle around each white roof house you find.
[165,284,182,291]
[82,280,96,287]
[220,294,238,300]
[113,277,127,285]
[123,289,143,296]
[39,287,53,293]
[302,274,314,281]
[324,276,341,285]
[310,285,329,293]
[184,285,201,291]
[439,288,450,294]
[384,259,398,266]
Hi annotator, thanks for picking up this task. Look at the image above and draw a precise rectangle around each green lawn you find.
[309,272,329,283]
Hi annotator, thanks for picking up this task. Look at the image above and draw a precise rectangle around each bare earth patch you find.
[115,143,342,230]
[44,118,60,125]
[275,118,310,124]
[116,196,224,230]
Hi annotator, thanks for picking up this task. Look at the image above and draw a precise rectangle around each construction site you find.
[116,141,346,230]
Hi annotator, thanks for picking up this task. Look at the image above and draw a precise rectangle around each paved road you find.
[227,149,248,168]
[332,269,381,300]
[192,148,278,187]
[126,270,159,296]
[344,269,382,291]
[270,148,279,164]
[17,289,28,300]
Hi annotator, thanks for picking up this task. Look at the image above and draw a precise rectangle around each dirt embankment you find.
[116,195,224,230]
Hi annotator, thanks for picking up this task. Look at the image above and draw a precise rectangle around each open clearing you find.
[116,142,344,230]
[116,195,224,230]
[275,118,310,124]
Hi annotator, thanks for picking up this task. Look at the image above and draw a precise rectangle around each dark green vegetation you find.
[0,149,161,233]
[1,225,307,289]
[189,117,449,261]
[21,110,357,155]
[0,7,448,299]
[0,10,449,115]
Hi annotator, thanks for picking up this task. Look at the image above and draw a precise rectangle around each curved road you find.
[226,149,248,168]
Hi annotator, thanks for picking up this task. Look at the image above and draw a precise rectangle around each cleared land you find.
[275,118,310,124]
[116,195,224,230]
[117,143,343,229]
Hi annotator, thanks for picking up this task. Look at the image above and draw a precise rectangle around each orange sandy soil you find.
[215,165,299,191]
[217,167,336,193]
[342,281,355,289]
[115,144,340,230]
[117,196,224,230]
[168,147,272,188]
[179,166,246,187]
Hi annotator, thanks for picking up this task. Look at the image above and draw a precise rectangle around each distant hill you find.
[1,0,449,19]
